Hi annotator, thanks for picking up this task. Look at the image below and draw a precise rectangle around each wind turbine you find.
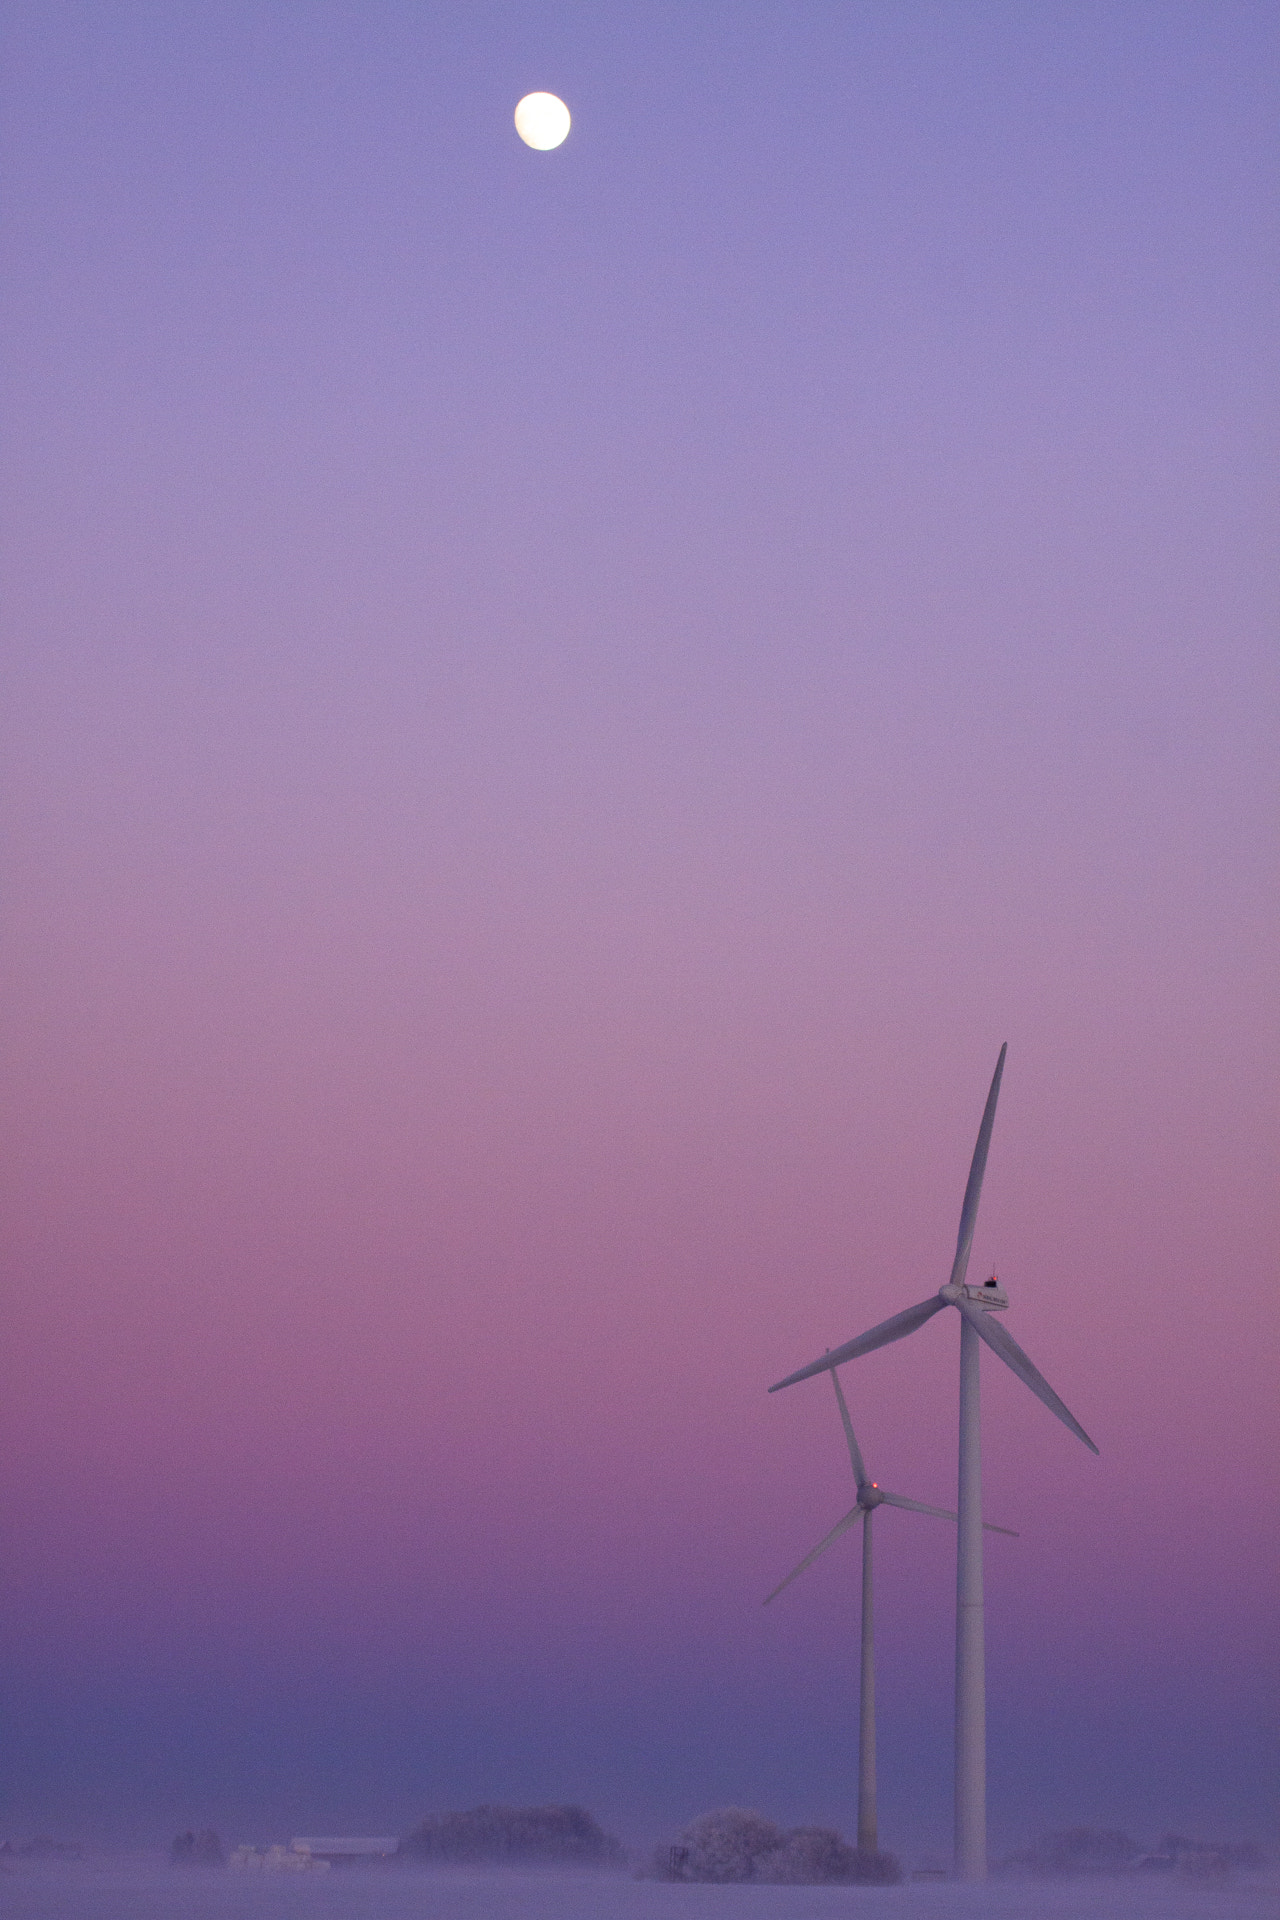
[768,1045,1097,1881]
[765,1363,1016,1856]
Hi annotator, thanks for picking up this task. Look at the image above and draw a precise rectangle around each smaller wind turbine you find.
[766,1364,1016,1856]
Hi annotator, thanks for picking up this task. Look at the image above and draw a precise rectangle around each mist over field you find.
[2,1860,1279,1920]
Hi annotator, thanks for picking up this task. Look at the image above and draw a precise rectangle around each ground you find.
[0,1859,1277,1920]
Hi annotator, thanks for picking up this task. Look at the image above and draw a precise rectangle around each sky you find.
[0,0,1277,1860]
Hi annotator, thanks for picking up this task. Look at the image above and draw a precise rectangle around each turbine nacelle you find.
[857,1482,886,1510]
[941,1272,1009,1311]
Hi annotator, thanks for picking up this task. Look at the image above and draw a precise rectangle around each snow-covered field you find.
[1,1863,1276,1920]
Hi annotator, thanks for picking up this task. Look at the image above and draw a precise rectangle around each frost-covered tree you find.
[668,1808,784,1883]
[401,1804,624,1867]
[1005,1829,1139,1876]
[655,1808,900,1885]
[170,1830,224,1867]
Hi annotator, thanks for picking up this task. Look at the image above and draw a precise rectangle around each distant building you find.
[290,1838,398,1866]
[229,1845,327,1873]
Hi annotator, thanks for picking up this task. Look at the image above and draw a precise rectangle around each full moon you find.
[514,92,570,150]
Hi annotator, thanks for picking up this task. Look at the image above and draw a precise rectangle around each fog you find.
[2,1860,1278,1920]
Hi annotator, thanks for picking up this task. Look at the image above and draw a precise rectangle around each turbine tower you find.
[768,1045,1097,1881]
[765,1364,1015,1855]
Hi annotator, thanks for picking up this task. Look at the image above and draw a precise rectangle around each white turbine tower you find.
[765,1364,1016,1856]
[768,1045,1097,1881]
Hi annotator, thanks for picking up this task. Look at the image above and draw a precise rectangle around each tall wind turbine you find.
[768,1045,1097,1881]
[765,1364,1016,1856]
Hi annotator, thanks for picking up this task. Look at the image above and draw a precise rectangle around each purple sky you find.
[1,0,1277,1856]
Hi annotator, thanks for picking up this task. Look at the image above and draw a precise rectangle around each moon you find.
[514,92,570,151]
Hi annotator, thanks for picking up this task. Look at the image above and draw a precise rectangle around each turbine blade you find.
[829,1365,868,1485]
[769,1295,946,1393]
[957,1297,1099,1453]
[763,1505,865,1606]
[878,1491,1018,1536]
[878,1491,959,1520]
[948,1043,1007,1292]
